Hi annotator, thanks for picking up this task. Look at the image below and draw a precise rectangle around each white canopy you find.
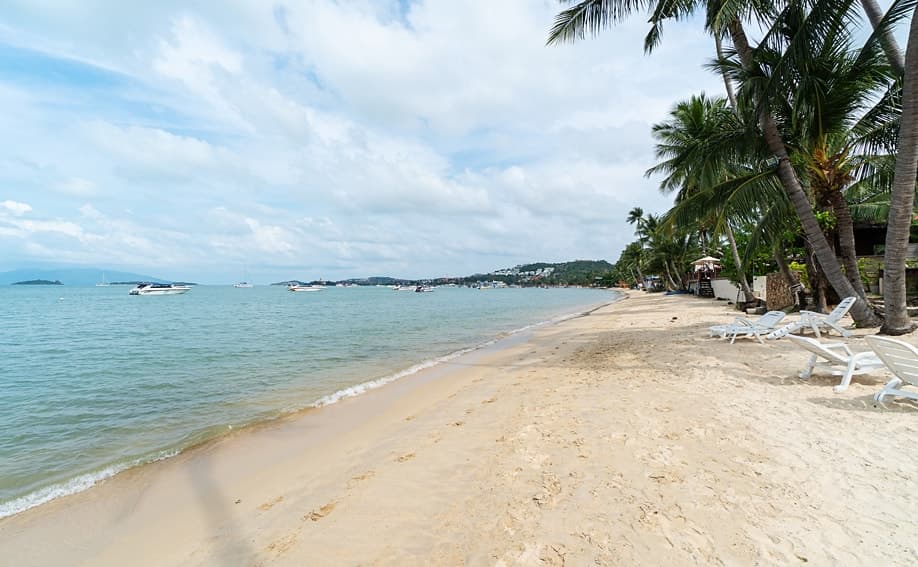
[693,256,721,272]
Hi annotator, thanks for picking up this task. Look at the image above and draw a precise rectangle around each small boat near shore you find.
[233,282,253,288]
[129,283,191,296]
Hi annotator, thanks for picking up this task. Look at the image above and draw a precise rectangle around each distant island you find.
[272,260,616,288]
[12,279,63,285]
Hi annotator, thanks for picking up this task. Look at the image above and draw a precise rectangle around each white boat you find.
[394,285,417,291]
[129,283,191,295]
[96,273,110,287]
[414,285,434,292]
[288,284,324,292]
[233,282,253,288]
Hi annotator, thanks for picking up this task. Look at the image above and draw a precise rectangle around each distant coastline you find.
[12,279,63,286]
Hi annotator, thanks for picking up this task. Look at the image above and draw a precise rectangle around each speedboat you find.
[414,285,434,292]
[233,282,253,288]
[288,284,324,292]
[129,283,191,295]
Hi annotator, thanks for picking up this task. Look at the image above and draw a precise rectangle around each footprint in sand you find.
[450,420,465,427]
[258,495,284,511]
[266,534,297,555]
[347,471,376,489]
[396,452,416,462]
[305,501,336,522]
[533,473,562,508]
[482,397,496,404]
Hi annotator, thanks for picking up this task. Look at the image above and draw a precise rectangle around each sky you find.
[0,0,730,284]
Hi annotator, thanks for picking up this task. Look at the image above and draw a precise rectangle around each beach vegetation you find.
[549,0,917,329]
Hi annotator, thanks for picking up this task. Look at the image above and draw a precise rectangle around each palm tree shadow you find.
[187,453,255,565]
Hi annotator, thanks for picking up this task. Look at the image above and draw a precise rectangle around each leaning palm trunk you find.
[827,189,870,300]
[714,35,739,110]
[861,0,905,75]
[662,261,678,290]
[714,37,754,304]
[724,223,756,302]
[727,19,880,327]
[881,6,918,334]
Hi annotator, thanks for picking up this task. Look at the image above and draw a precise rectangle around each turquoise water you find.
[0,284,618,517]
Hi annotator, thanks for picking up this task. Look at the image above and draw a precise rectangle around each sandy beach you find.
[3,292,917,565]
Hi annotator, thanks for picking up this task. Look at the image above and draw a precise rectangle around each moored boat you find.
[129,283,191,295]
[288,284,324,292]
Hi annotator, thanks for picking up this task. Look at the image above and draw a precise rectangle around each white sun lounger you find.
[864,335,918,404]
[798,296,858,338]
[766,296,858,340]
[708,310,787,344]
[786,334,885,392]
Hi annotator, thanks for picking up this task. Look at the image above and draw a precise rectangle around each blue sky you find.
[1,1,757,283]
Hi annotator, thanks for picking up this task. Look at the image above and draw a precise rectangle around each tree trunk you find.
[714,36,753,302]
[724,223,755,302]
[881,6,918,334]
[662,261,678,290]
[861,0,906,76]
[808,242,830,312]
[727,19,880,327]
[826,188,870,300]
[668,259,684,288]
[714,35,739,111]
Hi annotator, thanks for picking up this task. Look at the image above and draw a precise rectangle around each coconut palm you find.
[547,0,887,327]
[741,3,898,303]
[882,8,918,333]
[626,207,649,287]
[646,93,758,301]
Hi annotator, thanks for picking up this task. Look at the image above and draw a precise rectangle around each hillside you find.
[477,260,614,286]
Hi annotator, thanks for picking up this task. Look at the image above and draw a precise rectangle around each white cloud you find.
[0,1,725,281]
[1,200,32,215]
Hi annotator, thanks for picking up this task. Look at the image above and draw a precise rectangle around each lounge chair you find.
[708,310,787,344]
[798,296,858,338]
[766,296,858,340]
[786,335,885,392]
[864,335,918,404]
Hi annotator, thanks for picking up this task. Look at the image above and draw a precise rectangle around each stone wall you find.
[766,272,797,310]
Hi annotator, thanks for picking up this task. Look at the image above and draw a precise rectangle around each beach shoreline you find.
[0,289,620,521]
[3,292,917,565]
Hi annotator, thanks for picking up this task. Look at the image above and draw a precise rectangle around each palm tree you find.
[647,93,757,301]
[626,207,648,287]
[743,5,897,304]
[547,0,883,327]
[861,0,906,74]
[881,7,918,334]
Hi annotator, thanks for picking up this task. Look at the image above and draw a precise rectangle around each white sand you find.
[2,292,917,565]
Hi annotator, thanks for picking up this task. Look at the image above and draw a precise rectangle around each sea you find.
[0,284,619,518]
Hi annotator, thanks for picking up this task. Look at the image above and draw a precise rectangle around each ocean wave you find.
[0,449,180,520]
